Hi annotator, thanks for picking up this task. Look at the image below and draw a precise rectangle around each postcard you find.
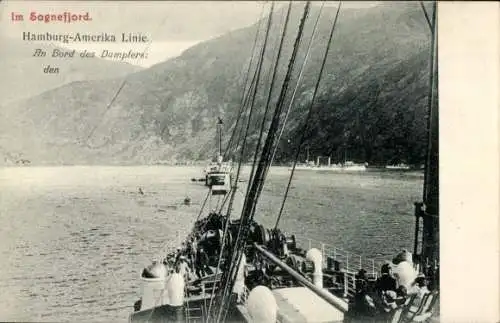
[0,1,498,322]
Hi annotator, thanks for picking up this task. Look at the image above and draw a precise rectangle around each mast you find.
[217,117,223,163]
[424,0,439,268]
[415,1,438,282]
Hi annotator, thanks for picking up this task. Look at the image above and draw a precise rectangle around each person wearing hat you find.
[374,263,398,314]
[376,263,398,294]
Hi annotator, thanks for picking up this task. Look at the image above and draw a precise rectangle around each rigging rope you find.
[245,0,294,202]
[274,1,342,230]
[233,3,292,202]
[83,15,170,147]
[419,1,433,31]
[216,3,312,322]
[223,3,268,160]
[206,3,277,321]
[226,0,290,226]
[224,2,284,183]
[196,189,212,222]
[210,4,294,317]
[268,1,326,168]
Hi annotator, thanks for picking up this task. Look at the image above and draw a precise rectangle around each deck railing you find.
[303,237,386,297]
[304,237,383,275]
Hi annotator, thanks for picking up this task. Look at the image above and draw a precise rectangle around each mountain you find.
[0,35,143,105]
[0,2,433,166]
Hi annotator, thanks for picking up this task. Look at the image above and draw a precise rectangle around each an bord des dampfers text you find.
[22,32,149,74]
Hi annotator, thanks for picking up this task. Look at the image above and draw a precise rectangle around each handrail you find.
[253,243,349,313]
[304,236,383,278]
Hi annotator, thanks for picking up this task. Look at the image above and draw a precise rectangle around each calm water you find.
[0,166,422,322]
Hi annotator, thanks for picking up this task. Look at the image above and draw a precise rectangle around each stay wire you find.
[239,3,291,197]
[219,3,312,322]
[245,1,294,202]
[196,189,212,222]
[207,4,277,321]
[222,2,278,232]
[268,1,326,168]
[223,3,267,161]
[419,1,433,32]
[251,1,311,209]
[213,2,291,314]
[217,2,293,310]
[83,15,169,147]
[274,1,342,230]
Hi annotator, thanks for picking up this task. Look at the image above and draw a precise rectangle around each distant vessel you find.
[291,151,367,172]
[203,118,233,195]
[385,163,411,170]
[293,160,367,172]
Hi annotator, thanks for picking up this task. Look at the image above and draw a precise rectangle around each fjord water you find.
[0,166,422,322]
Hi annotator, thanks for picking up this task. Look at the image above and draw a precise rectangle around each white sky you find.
[1,1,379,67]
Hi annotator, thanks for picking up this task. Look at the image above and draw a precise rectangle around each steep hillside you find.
[0,3,433,166]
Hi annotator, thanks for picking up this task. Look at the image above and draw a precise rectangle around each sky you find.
[1,1,379,67]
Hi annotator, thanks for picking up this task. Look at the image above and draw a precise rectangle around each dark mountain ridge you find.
[0,2,433,166]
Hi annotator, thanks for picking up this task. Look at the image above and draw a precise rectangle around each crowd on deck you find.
[159,213,438,321]
[349,249,438,321]
[162,212,227,282]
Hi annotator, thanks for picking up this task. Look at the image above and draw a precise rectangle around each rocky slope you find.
[0,2,433,166]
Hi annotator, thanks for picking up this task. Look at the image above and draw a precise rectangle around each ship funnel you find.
[166,272,185,307]
[306,248,323,288]
[247,286,277,323]
[140,262,167,310]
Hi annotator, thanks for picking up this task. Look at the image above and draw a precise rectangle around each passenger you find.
[195,247,210,278]
[174,248,182,264]
[351,279,378,318]
[355,269,368,282]
[408,274,430,305]
[177,255,191,280]
[376,263,398,294]
[187,241,196,271]
[374,263,398,313]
